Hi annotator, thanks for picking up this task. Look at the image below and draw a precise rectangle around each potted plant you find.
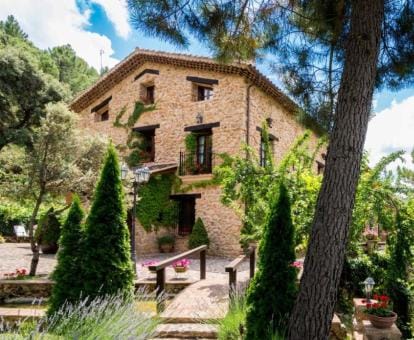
[157,235,175,253]
[172,259,191,273]
[35,208,61,254]
[364,294,397,329]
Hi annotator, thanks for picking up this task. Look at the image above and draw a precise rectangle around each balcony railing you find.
[179,150,216,176]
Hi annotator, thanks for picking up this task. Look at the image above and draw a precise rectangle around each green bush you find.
[35,208,61,246]
[157,235,175,246]
[48,196,85,316]
[0,201,32,236]
[245,182,297,338]
[188,217,209,249]
[82,144,134,299]
[218,291,246,340]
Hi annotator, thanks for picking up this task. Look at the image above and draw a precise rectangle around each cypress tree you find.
[188,217,209,249]
[245,182,297,339]
[48,195,84,316]
[81,144,134,299]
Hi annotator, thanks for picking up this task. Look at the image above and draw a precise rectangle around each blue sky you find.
[1,0,413,167]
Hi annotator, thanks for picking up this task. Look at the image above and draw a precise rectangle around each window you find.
[140,83,155,104]
[145,85,155,104]
[259,135,273,167]
[139,130,155,162]
[101,110,109,121]
[197,85,213,101]
[195,131,213,173]
[132,124,159,163]
[91,96,112,122]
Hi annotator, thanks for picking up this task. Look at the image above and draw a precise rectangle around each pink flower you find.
[172,259,191,269]
[142,260,158,268]
[291,261,303,269]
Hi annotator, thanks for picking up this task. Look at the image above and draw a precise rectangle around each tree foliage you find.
[82,144,134,299]
[48,196,85,316]
[49,45,99,95]
[245,182,297,338]
[0,15,99,151]
[188,217,209,249]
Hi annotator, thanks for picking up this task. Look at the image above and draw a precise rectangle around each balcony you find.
[179,150,216,176]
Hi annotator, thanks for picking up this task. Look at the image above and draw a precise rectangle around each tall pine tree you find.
[81,144,134,299]
[48,195,84,315]
[245,182,297,338]
[127,1,414,337]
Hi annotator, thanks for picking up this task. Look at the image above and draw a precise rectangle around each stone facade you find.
[72,50,324,257]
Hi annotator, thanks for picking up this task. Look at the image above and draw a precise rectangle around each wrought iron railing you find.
[179,150,216,176]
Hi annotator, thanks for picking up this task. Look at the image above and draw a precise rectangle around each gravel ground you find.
[0,243,250,281]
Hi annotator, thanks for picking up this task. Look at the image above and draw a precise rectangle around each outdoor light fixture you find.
[363,277,375,302]
[120,164,151,276]
[134,166,150,184]
[121,163,128,180]
[196,112,203,124]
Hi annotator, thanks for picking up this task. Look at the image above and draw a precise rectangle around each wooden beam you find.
[91,96,112,112]
[186,76,219,85]
[184,122,220,132]
[132,124,160,132]
[134,69,159,81]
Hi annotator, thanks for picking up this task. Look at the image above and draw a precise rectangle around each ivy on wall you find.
[136,174,180,231]
[113,101,156,167]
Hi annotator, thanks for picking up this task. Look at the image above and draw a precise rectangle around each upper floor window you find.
[260,136,273,167]
[133,124,160,163]
[197,85,213,101]
[91,96,112,122]
[140,83,155,105]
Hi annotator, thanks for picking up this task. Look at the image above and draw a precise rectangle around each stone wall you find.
[76,59,323,258]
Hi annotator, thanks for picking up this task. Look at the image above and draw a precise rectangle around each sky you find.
[0,0,413,169]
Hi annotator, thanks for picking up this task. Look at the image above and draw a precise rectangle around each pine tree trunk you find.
[29,191,44,276]
[287,1,384,339]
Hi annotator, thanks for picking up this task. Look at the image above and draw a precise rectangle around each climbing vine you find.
[136,174,180,231]
[113,101,156,167]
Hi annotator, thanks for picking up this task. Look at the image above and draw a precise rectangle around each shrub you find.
[157,235,175,246]
[218,291,246,340]
[48,196,85,316]
[0,201,32,236]
[245,182,297,338]
[2,292,160,339]
[0,234,5,243]
[188,217,209,249]
[82,144,134,299]
[34,208,61,246]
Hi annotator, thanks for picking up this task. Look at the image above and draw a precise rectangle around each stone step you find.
[153,323,218,339]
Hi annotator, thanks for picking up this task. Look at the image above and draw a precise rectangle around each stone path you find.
[0,243,249,279]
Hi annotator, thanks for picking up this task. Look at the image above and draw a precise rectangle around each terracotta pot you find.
[40,243,58,254]
[159,243,174,253]
[367,311,397,329]
[174,266,188,273]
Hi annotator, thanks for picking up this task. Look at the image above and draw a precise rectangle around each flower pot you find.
[367,312,398,329]
[159,243,174,253]
[174,266,188,273]
[40,243,58,254]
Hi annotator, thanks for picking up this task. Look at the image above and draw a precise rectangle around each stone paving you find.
[0,243,250,280]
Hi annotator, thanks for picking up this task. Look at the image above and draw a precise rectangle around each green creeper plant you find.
[245,182,297,338]
[113,101,156,167]
[81,144,134,299]
[48,195,85,316]
[135,174,179,231]
[188,217,209,249]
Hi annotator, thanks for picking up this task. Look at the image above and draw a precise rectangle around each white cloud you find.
[365,95,414,169]
[91,0,131,39]
[0,0,120,71]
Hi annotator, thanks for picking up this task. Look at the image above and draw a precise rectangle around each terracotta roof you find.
[70,48,299,114]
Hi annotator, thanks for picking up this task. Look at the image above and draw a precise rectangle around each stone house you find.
[71,49,324,257]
